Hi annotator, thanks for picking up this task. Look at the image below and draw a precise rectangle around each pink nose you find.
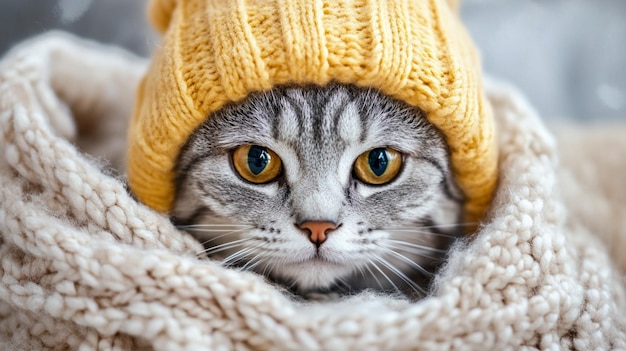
[297,221,338,247]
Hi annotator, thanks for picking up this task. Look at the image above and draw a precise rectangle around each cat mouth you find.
[284,252,340,267]
[300,254,347,269]
[309,255,331,264]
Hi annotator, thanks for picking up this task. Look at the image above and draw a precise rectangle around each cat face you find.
[173,84,464,297]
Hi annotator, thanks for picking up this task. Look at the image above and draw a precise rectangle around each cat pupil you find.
[248,146,270,175]
[368,148,389,176]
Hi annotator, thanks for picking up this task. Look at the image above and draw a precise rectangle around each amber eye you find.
[354,148,402,185]
[232,145,282,184]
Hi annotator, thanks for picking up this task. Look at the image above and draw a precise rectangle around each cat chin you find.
[269,259,356,291]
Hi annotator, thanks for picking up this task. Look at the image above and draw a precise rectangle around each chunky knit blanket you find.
[0,32,624,351]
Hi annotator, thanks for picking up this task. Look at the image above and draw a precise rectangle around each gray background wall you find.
[1,0,624,121]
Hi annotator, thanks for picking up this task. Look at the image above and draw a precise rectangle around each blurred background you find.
[0,0,624,121]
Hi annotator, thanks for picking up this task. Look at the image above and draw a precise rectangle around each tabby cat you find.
[173,83,465,299]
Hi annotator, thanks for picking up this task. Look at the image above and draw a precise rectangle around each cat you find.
[172,83,465,299]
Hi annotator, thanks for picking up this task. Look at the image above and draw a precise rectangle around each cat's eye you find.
[353,147,402,185]
[232,145,282,183]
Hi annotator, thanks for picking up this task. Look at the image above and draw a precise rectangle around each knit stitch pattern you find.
[127,0,498,224]
[1,33,625,351]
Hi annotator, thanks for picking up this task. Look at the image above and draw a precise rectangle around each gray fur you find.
[173,83,464,299]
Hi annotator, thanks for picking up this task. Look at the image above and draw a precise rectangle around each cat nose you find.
[297,221,338,248]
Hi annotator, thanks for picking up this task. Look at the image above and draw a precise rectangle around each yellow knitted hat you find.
[128,0,498,225]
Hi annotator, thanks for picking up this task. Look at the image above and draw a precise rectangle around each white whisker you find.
[239,253,265,271]
[334,275,351,292]
[355,264,367,281]
[242,260,264,272]
[186,229,251,232]
[260,260,277,278]
[287,277,299,290]
[383,248,434,277]
[386,222,476,230]
[386,240,449,254]
[196,227,252,246]
[363,263,386,291]
[221,247,256,266]
[383,243,446,262]
[384,229,458,239]
[200,238,254,257]
[375,256,427,296]
[368,259,402,295]
[177,224,254,228]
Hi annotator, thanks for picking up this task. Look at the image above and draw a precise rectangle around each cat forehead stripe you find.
[337,102,362,143]
[277,102,300,143]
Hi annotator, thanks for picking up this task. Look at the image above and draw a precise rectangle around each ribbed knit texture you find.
[127,0,498,224]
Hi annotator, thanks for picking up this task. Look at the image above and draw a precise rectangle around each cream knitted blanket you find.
[0,33,625,351]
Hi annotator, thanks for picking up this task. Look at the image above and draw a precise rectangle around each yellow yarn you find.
[128,0,498,226]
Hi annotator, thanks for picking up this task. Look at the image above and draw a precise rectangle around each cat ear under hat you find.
[147,0,178,33]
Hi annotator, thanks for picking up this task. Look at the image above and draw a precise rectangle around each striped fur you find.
[173,83,464,299]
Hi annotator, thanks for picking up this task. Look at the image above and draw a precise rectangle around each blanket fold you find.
[0,32,624,351]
